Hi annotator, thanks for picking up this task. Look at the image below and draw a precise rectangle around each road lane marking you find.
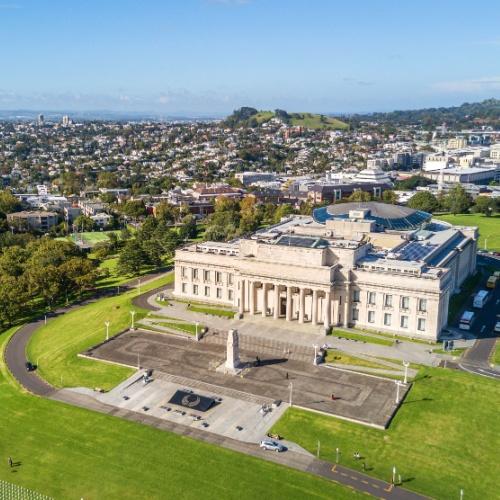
[340,472,348,477]
[350,475,358,480]
[372,484,379,489]
[331,465,337,472]
[362,480,369,484]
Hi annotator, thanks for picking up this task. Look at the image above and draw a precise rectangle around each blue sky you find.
[0,0,499,114]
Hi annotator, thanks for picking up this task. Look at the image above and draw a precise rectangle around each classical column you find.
[286,286,293,321]
[262,283,268,317]
[249,281,256,314]
[298,288,305,323]
[323,290,331,329]
[312,289,318,324]
[343,282,351,327]
[273,284,280,319]
[239,279,245,314]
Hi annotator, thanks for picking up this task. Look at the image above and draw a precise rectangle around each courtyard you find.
[85,328,409,429]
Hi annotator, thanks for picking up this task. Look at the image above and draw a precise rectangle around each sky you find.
[0,0,499,115]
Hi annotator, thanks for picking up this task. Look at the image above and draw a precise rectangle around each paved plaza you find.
[86,329,409,429]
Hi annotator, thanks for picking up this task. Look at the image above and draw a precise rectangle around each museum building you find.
[173,202,477,340]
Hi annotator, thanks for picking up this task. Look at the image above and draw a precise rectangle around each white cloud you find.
[432,76,500,93]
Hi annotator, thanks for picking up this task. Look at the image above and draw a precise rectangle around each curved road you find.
[5,272,426,500]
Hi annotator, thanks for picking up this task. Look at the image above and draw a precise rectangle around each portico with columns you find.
[237,276,334,330]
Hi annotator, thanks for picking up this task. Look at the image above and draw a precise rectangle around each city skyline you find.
[0,0,499,114]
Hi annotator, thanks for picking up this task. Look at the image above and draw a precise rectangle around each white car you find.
[259,439,286,452]
[494,322,500,333]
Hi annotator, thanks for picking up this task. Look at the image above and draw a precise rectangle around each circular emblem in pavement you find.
[181,394,201,408]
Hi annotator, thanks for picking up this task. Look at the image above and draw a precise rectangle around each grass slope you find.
[0,329,359,500]
[253,111,347,130]
[27,274,174,390]
[435,214,500,251]
[272,367,500,500]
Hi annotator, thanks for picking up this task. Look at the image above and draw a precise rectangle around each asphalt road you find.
[4,271,428,500]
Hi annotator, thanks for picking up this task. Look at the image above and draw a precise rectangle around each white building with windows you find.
[174,203,477,341]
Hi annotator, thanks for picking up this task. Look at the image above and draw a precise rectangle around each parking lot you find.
[85,329,408,429]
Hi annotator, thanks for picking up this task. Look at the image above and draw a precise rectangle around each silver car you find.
[259,439,286,452]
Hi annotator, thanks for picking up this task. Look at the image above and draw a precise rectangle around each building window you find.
[193,284,198,295]
[384,295,393,307]
[182,283,187,293]
[401,296,410,310]
[400,315,408,328]
[368,292,376,305]
[352,308,359,321]
[204,286,210,297]
[384,313,392,326]
[216,288,222,299]
[192,268,199,281]
[368,311,375,323]
[203,270,210,282]
[228,289,233,300]
[353,290,360,302]
[418,299,427,312]
[228,273,234,285]
[215,271,222,283]
[418,318,426,331]
[181,267,187,278]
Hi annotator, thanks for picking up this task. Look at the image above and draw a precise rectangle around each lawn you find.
[69,230,122,247]
[330,329,394,346]
[187,303,236,318]
[289,112,348,130]
[325,351,395,371]
[435,213,500,251]
[27,274,174,390]
[150,320,200,335]
[1,329,359,500]
[272,367,500,500]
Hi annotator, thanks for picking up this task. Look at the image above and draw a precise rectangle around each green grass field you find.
[251,111,347,130]
[27,274,174,390]
[69,230,122,247]
[435,214,500,251]
[330,329,394,346]
[1,329,359,500]
[325,351,395,371]
[272,367,500,500]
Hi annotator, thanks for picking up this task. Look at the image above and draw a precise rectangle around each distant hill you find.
[224,107,348,130]
[351,98,500,128]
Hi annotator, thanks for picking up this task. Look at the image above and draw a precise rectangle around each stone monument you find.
[217,329,243,375]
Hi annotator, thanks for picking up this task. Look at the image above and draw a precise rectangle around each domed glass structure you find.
[313,202,431,231]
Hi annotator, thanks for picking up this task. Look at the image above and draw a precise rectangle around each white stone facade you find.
[174,210,477,341]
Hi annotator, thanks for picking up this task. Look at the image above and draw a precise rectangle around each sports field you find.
[435,213,500,251]
[272,367,500,500]
[1,329,358,500]
[69,230,122,247]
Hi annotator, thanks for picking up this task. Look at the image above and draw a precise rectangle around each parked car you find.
[494,322,500,333]
[259,439,286,452]
[25,361,35,372]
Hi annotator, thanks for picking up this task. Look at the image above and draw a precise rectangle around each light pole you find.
[402,360,410,384]
[317,440,320,458]
[395,380,404,404]
[138,278,141,295]
[44,314,47,325]
[195,321,200,341]
[460,489,464,500]
[137,352,140,369]
[105,321,110,341]
[313,344,319,365]
[392,465,397,485]
[484,233,493,251]
[288,382,293,407]
[336,447,340,463]
[130,310,136,330]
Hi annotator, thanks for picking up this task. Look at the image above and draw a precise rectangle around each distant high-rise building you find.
[37,114,44,126]
[62,115,71,127]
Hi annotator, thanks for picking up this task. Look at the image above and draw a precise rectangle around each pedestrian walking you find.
[331,393,335,401]
[285,372,289,380]
[8,456,12,467]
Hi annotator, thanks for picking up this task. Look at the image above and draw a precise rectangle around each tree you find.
[239,197,261,234]
[74,215,95,232]
[444,185,472,215]
[178,214,197,240]
[118,240,148,275]
[471,196,496,216]
[0,190,22,215]
[155,201,178,224]
[0,275,27,326]
[348,190,371,202]
[408,191,439,213]
[273,204,296,223]
[381,190,398,204]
